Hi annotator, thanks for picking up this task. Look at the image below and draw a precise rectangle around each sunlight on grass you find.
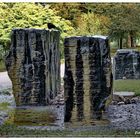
[114,80,140,96]
[61,59,65,64]
[0,102,10,111]
[0,61,6,72]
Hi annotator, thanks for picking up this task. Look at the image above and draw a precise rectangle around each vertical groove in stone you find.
[36,30,46,105]
[89,38,102,119]
[75,38,84,121]
[56,32,61,97]
[53,31,60,97]
[21,30,32,104]
[13,30,17,60]
[49,31,53,99]
[28,29,37,105]
[44,31,50,104]
[5,28,60,106]
[40,30,47,104]
[64,38,74,122]
[137,52,140,79]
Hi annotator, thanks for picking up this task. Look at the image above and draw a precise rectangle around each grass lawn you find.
[0,61,6,72]
[114,80,140,96]
[0,124,138,137]
[61,59,64,64]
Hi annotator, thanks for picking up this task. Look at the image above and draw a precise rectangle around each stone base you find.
[10,106,64,127]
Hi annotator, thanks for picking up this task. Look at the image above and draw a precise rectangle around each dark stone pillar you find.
[64,36,112,122]
[114,49,140,80]
[5,28,60,106]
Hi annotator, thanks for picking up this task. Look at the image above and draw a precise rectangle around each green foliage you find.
[0,61,6,72]
[52,3,140,49]
[0,3,74,59]
[74,12,110,36]
[50,3,83,26]
[0,102,10,110]
[1,3,140,63]
[107,4,140,38]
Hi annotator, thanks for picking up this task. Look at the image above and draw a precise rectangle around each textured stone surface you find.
[5,28,60,106]
[114,49,140,80]
[108,103,140,130]
[64,36,113,122]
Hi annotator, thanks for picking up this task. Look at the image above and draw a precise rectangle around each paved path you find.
[0,71,12,91]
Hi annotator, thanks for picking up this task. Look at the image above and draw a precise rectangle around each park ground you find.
[0,64,140,137]
[0,48,140,137]
[0,124,139,137]
[1,3,140,137]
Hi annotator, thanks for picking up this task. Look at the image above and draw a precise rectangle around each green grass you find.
[114,80,140,96]
[13,108,56,126]
[0,124,139,137]
[137,46,140,52]
[0,102,10,111]
[111,48,117,57]
[61,59,64,64]
[110,46,140,57]
[0,61,6,72]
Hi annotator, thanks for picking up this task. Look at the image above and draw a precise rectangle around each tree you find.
[82,3,140,49]
[106,4,140,48]
[74,12,110,36]
[0,3,75,58]
[50,3,85,27]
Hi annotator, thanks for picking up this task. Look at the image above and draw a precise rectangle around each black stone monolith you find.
[5,28,60,106]
[64,36,112,122]
[114,49,140,80]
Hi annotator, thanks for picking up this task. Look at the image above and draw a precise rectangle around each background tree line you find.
[50,3,140,49]
[1,2,140,62]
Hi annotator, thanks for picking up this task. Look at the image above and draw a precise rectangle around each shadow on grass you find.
[0,123,139,137]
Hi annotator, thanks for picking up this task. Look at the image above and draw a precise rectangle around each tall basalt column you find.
[5,28,60,106]
[64,36,112,122]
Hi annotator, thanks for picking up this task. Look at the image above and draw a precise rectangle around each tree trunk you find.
[130,31,136,48]
[119,37,123,49]
[118,39,120,49]
[127,34,131,48]
[130,35,134,48]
